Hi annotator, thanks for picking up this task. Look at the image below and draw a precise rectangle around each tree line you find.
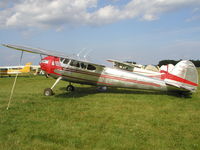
[158,59,200,67]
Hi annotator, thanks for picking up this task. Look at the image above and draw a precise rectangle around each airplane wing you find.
[2,44,71,58]
[2,44,105,68]
[0,66,21,69]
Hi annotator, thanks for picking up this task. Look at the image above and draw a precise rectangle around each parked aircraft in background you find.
[1,44,199,97]
[0,63,41,77]
[0,62,32,77]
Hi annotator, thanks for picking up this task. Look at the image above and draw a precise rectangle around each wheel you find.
[97,86,107,92]
[66,85,75,92]
[45,73,49,78]
[44,88,54,96]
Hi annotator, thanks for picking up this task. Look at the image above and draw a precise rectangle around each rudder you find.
[20,62,32,73]
[165,60,198,92]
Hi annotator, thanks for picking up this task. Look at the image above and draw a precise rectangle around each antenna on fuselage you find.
[77,48,86,59]
[83,50,93,61]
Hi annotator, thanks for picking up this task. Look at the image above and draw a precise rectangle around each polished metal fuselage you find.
[53,65,168,92]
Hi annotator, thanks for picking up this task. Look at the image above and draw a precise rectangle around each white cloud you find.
[0,0,200,29]
[186,7,200,22]
[186,15,200,22]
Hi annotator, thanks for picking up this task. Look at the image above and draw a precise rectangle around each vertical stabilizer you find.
[165,60,198,92]
[20,62,32,73]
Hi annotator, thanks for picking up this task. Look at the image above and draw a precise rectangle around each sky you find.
[0,0,200,66]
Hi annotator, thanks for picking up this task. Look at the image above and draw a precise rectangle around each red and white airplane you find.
[2,44,199,97]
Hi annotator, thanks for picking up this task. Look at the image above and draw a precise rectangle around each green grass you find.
[0,71,200,150]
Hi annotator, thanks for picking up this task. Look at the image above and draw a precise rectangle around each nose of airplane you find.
[40,59,49,72]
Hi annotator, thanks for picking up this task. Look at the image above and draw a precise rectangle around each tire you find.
[66,85,75,92]
[44,88,54,96]
[97,86,107,92]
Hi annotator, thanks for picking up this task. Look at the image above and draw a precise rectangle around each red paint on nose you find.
[40,56,62,75]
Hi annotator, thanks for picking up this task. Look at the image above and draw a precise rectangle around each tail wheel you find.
[97,86,107,92]
[44,88,54,96]
[66,85,75,92]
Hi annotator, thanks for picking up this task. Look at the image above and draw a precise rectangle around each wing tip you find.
[1,44,9,47]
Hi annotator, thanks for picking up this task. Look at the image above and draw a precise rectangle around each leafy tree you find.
[158,59,200,67]
[190,60,200,67]
[158,60,180,67]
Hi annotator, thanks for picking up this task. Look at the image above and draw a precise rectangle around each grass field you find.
[0,70,200,150]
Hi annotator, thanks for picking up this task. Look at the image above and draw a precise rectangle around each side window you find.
[52,60,60,66]
[76,62,80,68]
[70,60,76,66]
[63,59,70,65]
[55,61,60,66]
[70,60,80,68]
[87,64,96,71]
[80,63,87,69]
[60,58,65,62]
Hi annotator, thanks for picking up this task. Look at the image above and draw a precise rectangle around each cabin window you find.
[87,64,96,71]
[60,58,65,62]
[76,62,80,68]
[80,63,87,69]
[51,61,60,66]
[70,60,79,68]
[55,61,61,66]
[63,59,70,65]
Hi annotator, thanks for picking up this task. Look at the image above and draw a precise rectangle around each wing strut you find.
[7,51,24,110]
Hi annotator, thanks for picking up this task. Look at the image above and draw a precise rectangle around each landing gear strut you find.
[43,77,62,96]
[66,84,75,92]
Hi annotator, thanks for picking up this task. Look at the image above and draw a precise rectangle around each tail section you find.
[164,60,198,92]
[20,62,32,73]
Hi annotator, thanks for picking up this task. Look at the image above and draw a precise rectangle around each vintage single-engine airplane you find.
[1,44,199,97]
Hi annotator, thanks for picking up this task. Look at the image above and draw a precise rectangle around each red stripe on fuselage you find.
[63,68,161,87]
[166,73,198,86]
[161,71,198,86]
[62,74,113,86]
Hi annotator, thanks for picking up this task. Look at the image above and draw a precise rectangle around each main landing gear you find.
[66,84,75,92]
[43,77,76,96]
[44,77,62,96]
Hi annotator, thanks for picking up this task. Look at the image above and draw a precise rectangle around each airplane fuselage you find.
[40,56,168,92]
[57,66,168,91]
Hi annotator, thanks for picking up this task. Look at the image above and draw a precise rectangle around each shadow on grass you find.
[55,86,191,99]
